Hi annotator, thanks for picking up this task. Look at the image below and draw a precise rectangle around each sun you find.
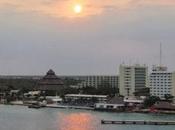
[73,4,82,14]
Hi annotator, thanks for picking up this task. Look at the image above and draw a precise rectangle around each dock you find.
[46,104,94,110]
[101,120,175,125]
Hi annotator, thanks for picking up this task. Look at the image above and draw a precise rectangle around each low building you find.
[64,94,108,107]
[24,91,41,97]
[45,96,62,104]
[152,101,175,111]
[95,97,125,111]
[124,96,145,109]
[65,94,108,103]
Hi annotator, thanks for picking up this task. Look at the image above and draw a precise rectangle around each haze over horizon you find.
[0,0,175,75]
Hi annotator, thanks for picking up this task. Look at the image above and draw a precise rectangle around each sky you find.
[0,0,175,75]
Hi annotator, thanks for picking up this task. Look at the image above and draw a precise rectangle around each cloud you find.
[1,0,175,19]
[0,0,175,74]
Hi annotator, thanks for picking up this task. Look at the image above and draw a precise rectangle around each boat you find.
[28,102,41,109]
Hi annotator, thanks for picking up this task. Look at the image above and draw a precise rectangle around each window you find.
[99,105,104,108]
[107,105,114,109]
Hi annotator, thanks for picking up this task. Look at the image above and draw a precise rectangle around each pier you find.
[101,120,175,125]
[46,104,94,110]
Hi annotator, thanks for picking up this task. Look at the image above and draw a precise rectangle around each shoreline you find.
[2,102,175,115]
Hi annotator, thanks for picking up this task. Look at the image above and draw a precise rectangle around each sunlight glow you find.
[58,113,93,130]
[73,4,82,14]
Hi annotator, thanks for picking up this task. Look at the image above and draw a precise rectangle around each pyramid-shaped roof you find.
[39,69,64,85]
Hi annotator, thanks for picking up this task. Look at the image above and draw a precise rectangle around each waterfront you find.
[0,105,175,130]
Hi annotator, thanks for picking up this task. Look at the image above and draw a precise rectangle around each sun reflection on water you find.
[58,113,96,130]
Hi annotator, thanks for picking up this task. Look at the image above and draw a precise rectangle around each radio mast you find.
[160,43,162,67]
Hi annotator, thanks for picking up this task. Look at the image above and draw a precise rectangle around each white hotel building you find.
[150,66,175,99]
[61,75,119,89]
[119,64,148,96]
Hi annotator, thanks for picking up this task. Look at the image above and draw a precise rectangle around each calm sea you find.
[0,105,175,130]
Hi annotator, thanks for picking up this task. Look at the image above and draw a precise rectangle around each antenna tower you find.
[160,43,162,67]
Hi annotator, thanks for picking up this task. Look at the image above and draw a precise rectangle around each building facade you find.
[150,66,175,99]
[119,64,148,96]
[60,75,118,89]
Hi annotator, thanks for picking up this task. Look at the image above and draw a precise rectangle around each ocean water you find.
[0,105,175,130]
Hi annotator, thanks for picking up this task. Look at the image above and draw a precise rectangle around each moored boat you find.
[28,103,41,109]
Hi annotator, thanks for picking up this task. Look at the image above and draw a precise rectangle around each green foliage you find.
[60,87,79,95]
[96,86,116,96]
[80,86,116,96]
[63,78,81,86]
[62,78,118,96]
[164,94,174,101]
[0,79,38,91]
[0,78,118,97]
[81,86,97,95]
[144,96,160,108]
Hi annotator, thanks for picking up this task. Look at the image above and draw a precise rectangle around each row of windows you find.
[150,76,171,78]
[86,80,117,83]
[150,82,171,84]
[150,78,171,80]
[86,77,118,79]
[151,73,171,75]
[82,81,118,84]
[85,77,118,79]
[151,92,170,94]
[151,91,171,93]
[150,85,171,87]
[151,93,170,96]
[151,87,171,89]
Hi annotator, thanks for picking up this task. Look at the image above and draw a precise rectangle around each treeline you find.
[59,86,118,97]
[0,78,118,96]
[0,79,38,92]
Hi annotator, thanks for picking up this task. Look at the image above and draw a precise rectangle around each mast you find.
[160,43,162,67]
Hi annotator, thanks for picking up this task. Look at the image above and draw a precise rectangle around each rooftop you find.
[38,69,64,85]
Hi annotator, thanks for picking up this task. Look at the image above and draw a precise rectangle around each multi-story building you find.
[60,75,119,89]
[150,66,175,99]
[119,64,148,96]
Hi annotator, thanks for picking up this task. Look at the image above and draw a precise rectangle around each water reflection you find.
[58,112,96,130]
[1,106,175,130]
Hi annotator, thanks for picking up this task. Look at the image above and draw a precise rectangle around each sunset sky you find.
[0,0,175,75]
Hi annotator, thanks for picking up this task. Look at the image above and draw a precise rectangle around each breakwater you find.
[101,120,175,125]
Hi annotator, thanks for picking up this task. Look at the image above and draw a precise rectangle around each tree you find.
[63,78,81,87]
[164,94,174,102]
[60,87,79,95]
[96,86,115,96]
[96,79,117,96]
[81,86,97,95]
[144,96,160,108]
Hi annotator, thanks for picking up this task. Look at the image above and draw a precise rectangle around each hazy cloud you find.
[1,0,175,18]
[0,0,175,75]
